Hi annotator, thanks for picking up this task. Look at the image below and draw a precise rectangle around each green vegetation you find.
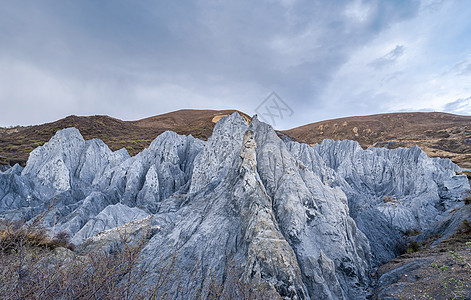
[406,241,421,253]
[32,141,46,148]
[428,242,471,300]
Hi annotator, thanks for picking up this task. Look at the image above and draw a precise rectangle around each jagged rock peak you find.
[189,112,248,194]
[0,112,469,299]
[21,127,86,196]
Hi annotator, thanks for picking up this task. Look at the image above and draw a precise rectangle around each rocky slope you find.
[372,205,471,299]
[0,112,469,299]
[284,112,471,169]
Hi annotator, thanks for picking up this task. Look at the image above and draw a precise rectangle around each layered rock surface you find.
[0,112,468,299]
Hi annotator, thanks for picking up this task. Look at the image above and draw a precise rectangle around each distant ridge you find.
[0,109,250,166]
[283,112,471,169]
[1,110,470,168]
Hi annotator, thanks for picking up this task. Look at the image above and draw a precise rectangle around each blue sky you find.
[1,0,470,129]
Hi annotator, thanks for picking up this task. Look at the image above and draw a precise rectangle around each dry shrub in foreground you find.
[0,218,280,300]
[0,219,176,299]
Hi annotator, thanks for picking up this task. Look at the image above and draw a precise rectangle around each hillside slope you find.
[283,112,471,169]
[0,109,250,166]
[2,110,470,168]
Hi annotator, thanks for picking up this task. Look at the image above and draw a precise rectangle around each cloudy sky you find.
[1,0,470,129]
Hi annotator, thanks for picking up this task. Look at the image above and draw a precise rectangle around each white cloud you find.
[4,0,470,129]
[344,0,374,24]
[0,58,78,126]
[319,1,471,119]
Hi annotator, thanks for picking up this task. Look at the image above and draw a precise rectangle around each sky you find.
[1,0,471,129]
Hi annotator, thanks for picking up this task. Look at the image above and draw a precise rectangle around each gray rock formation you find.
[416,204,471,247]
[0,112,468,299]
[373,258,434,299]
[72,203,149,245]
[286,138,469,265]
[371,204,471,299]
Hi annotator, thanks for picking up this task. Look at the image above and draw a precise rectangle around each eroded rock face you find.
[72,203,149,245]
[286,138,469,265]
[0,112,468,299]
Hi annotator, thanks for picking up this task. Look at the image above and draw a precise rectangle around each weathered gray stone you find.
[252,118,371,299]
[72,203,149,245]
[0,112,468,299]
[287,138,469,266]
[373,259,433,299]
[416,204,471,247]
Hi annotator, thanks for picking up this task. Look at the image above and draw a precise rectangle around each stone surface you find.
[72,203,149,245]
[416,204,471,247]
[287,138,468,266]
[0,112,468,299]
[371,207,471,300]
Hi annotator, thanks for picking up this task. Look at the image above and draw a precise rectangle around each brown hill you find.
[0,109,250,166]
[2,110,470,169]
[283,112,471,169]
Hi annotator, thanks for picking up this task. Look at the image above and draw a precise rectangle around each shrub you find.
[405,229,422,237]
[51,230,75,251]
[408,241,421,253]
[0,219,49,253]
[0,217,279,299]
[459,219,471,234]
[0,220,169,299]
